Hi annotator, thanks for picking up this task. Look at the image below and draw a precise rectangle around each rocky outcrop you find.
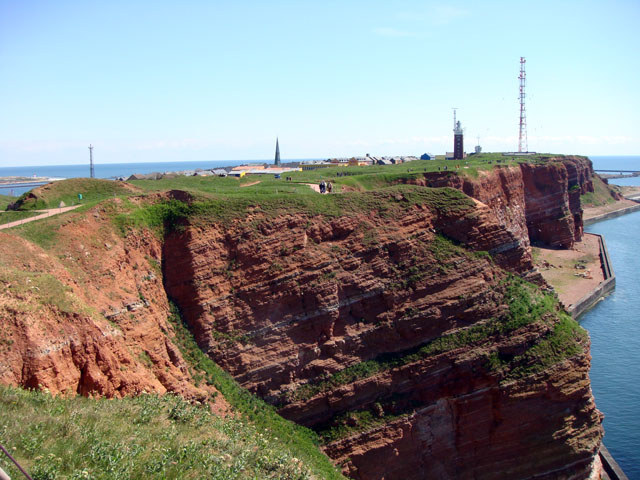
[162,185,603,480]
[401,156,594,250]
[0,201,224,408]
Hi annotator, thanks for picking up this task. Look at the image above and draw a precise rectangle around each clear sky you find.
[1,0,639,166]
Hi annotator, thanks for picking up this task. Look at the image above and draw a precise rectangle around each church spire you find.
[274,137,281,166]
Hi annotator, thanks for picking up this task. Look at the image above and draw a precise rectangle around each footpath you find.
[0,206,80,231]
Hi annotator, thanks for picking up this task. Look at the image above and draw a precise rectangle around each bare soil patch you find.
[533,233,604,309]
[240,180,261,187]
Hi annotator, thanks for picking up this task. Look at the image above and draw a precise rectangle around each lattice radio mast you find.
[518,57,528,153]
[89,144,94,178]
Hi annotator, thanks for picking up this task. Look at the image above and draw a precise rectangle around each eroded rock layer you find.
[162,182,602,479]
[401,156,594,250]
[0,201,224,407]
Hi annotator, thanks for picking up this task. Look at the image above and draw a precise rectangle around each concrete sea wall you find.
[568,233,615,320]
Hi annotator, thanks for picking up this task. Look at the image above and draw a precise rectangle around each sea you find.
[1,154,639,476]
[580,157,640,479]
[0,160,270,197]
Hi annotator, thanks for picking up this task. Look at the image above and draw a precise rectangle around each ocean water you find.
[590,155,640,172]
[0,159,320,197]
[582,210,640,480]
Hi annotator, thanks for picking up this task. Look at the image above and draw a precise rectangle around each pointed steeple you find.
[274,137,281,166]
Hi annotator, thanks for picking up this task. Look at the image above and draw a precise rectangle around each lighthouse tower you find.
[453,110,464,160]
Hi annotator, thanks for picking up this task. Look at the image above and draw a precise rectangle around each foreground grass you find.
[0,387,317,480]
[0,305,345,480]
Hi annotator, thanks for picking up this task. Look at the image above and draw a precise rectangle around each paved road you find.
[0,205,80,231]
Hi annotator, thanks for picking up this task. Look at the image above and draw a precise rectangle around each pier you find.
[594,169,640,180]
[0,182,49,191]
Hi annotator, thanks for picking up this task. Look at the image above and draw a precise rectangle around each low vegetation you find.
[7,179,135,211]
[113,185,475,239]
[0,386,319,480]
[0,194,16,210]
[165,303,345,480]
[580,174,617,207]
[283,276,580,405]
[0,304,345,480]
[0,210,40,225]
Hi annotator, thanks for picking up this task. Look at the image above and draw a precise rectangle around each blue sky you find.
[1,0,639,166]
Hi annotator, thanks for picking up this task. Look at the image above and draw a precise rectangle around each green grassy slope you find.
[580,174,618,208]
[8,179,135,211]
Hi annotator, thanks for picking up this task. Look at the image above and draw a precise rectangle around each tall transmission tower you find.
[89,144,94,178]
[518,57,528,153]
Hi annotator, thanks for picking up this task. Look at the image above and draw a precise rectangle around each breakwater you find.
[584,203,640,226]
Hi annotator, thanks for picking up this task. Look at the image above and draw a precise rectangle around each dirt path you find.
[0,205,80,230]
[303,183,337,194]
[533,233,604,310]
[240,180,261,188]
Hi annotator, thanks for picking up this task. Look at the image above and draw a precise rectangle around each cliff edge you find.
[0,156,603,479]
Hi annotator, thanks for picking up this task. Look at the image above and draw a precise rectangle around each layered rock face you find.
[403,156,594,250]
[162,185,602,479]
[0,200,222,406]
[0,158,601,479]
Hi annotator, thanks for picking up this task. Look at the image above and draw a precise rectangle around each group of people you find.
[319,180,333,194]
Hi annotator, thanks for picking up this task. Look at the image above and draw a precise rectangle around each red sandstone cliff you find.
[0,201,225,410]
[400,156,594,251]
[161,185,602,480]
[0,157,602,479]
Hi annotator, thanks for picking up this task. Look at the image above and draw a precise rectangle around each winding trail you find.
[0,205,80,230]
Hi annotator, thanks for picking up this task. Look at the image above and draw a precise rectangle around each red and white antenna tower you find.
[518,57,527,153]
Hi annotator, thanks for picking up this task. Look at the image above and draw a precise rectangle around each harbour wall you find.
[568,233,615,320]
[584,202,640,226]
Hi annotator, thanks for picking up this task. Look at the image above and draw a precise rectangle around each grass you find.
[0,194,16,210]
[113,185,476,239]
[0,268,77,315]
[0,303,346,480]
[504,312,587,379]
[9,179,134,211]
[0,386,319,480]
[580,175,617,207]
[0,210,40,225]
[127,153,572,197]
